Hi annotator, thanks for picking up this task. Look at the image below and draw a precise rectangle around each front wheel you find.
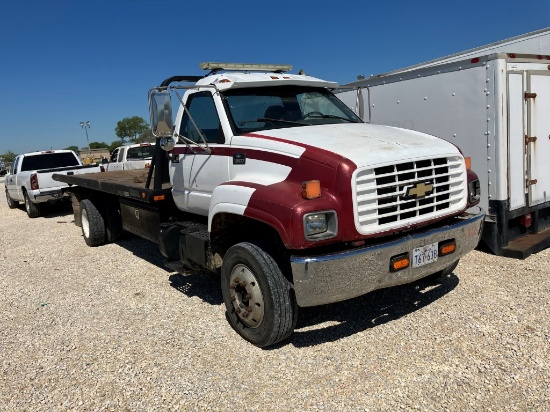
[221,242,297,348]
[80,199,106,247]
[5,190,17,209]
[24,192,41,218]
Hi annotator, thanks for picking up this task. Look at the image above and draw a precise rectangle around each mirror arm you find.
[174,133,211,154]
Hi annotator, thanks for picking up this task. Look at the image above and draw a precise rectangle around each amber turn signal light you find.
[301,180,321,199]
[464,157,471,171]
[439,240,456,256]
[390,253,410,272]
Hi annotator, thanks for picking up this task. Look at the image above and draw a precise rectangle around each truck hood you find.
[258,123,461,168]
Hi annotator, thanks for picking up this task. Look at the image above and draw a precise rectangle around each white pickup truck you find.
[54,63,484,347]
[5,150,101,218]
[104,143,154,171]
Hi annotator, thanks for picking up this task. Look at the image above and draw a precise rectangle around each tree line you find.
[1,116,153,162]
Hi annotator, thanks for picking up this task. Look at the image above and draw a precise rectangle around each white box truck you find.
[337,29,550,258]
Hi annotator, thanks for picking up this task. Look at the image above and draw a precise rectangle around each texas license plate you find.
[412,242,438,268]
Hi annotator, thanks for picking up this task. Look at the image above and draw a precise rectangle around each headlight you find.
[305,214,327,235]
[303,210,338,241]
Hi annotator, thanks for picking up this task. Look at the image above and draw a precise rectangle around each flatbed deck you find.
[53,169,172,203]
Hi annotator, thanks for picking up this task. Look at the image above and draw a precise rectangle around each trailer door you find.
[526,72,550,207]
[508,72,527,210]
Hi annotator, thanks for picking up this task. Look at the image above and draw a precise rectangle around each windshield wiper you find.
[303,113,359,123]
[239,118,307,126]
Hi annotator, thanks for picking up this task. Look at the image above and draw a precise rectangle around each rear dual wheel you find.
[221,242,297,348]
[80,199,106,247]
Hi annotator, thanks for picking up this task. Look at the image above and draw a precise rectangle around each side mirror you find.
[149,89,174,137]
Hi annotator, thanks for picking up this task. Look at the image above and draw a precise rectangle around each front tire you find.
[221,242,297,348]
[80,199,106,247]
[5,190,17,209]
[24,192,41,218]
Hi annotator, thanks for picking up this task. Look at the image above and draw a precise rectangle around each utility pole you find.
[80,121,91,159]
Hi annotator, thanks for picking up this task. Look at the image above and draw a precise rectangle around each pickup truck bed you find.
[53,169,171,203]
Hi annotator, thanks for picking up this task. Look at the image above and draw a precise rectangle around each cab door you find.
[5,156,21,200]
[526,72,550,206]
[171,91,229,215]
[108,147,125,171]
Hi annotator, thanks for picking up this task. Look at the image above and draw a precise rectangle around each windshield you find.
[126,145,154,160]
[223,86,362,135]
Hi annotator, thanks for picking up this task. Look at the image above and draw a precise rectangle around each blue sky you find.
[1,0,549,155]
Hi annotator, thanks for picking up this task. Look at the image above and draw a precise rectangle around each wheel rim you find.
[81,208,90,238]
[229,264,265,328]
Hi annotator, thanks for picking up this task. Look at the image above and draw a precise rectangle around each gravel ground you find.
[1,177,549,411]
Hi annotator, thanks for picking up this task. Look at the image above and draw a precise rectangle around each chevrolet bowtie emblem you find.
[404,181,434,199]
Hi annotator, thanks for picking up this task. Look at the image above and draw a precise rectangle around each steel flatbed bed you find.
[53,169,172,203]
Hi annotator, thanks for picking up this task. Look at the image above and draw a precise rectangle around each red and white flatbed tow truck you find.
[54,62,484,347]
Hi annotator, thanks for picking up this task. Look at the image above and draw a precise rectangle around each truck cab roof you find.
[162,62,339,91]
[196,71,338,91]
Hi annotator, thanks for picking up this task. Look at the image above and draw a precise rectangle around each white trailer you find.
[337,29,550,258]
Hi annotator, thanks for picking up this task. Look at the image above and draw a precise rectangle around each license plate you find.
[412,242,438,268]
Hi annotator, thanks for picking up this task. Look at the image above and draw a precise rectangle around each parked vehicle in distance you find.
[337,33,550,259]
[0,157,7,176]
[104,143,154,171]
[54,62,484,347]
[5,150,101,218]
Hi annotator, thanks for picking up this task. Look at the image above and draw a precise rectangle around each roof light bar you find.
[199,62,292,72]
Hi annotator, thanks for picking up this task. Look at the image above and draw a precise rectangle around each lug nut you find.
[242,312,249,318]
[230,296,236,302]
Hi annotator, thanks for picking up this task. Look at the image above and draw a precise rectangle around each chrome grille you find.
[354,156,466,234]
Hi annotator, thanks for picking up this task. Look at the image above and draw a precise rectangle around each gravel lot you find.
[1,176,549,411]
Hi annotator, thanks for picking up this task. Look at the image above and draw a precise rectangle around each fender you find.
[209,180,345,249]
[209,133,360,249]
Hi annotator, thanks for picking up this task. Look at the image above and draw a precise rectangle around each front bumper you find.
[290,209,484,307]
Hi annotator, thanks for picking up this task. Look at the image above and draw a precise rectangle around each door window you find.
[110,148,119,163]
[11,156,20,174]
[180,92,224,144]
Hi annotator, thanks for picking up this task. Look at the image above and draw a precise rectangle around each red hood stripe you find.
[245,133,357,171]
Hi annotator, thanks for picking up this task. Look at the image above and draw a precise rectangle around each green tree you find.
[89,141,109,149]
[135,128,155,144]
[115,116,149,142]
[1,151,17,162]
[108,140,123,153]
[64,146,80,154]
